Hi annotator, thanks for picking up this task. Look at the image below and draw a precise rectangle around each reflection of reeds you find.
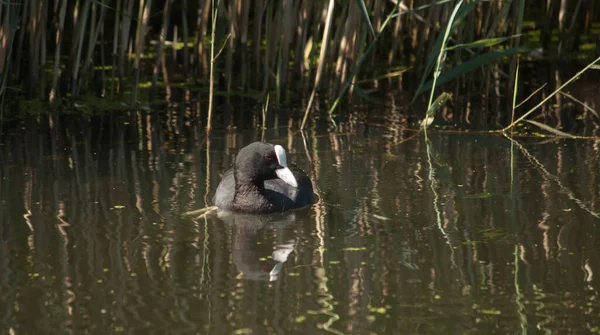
[2,110,600,332]
[505,134,600,218]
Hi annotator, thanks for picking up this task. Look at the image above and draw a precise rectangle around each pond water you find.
[0,107,599,334]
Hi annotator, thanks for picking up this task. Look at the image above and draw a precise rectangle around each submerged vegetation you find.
[0,0,598,132]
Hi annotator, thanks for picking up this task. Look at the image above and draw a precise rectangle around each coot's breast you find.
[214,169,235,210]
[214,165,313,213]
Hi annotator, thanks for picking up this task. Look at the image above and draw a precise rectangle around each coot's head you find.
[234,142,298,187]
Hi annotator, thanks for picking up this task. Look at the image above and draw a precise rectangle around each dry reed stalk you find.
[327,0,399,118]
[252,0,264,86]
[193,0,211,77]
[71,0,91,96]
[13,0,28,82]
[373,0,383,32]
[367,0,382,68]
[182,0,190,76]
[151,0,174,98]
[587,2,596,34]
[86,3,97,74]
[262,0,274,92]
[329,3,347,68]
[118,0,134,87]
[132,0,152,104]
[78,1,107,96]
[462,6,472,45]
[563,0,584,56]
[0,7,5,80]
[308,1,327,68]
[480,1,492,35]
[0,3,16,99]
[388,3,403,65]
[0,7,7,78]
[484,1,510,39]
[505,56,600,131]
[161,33,171,101]
[238,0,250,89]
[50,0,68,103]
[0,0,596,110]
[173,25,177,60]
[293,0,311,76]
[39,0,48,99]
[88,1,109,67]
[262,93,269,131]
[413,4,436,69]
[277,0,297,102]
[558,0,567,55]
[27,0,42,96]
[100,22,105,97]
[343,2,361,94]
[225,0,236,95]
[301,0,335,129]
[356,14,369,74]
[110,0,122,98]
[333,3,353,95]
[400,5,413,63]
[207,0,220,133]
[193,0,203,75]
[201,0,212,73]
[508,0,525,113]
[541,0,555,52]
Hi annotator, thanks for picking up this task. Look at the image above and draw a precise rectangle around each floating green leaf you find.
[478,308,501,315]
[343,247,367,251]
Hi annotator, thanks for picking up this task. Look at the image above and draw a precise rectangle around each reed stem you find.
[207,0,221,133]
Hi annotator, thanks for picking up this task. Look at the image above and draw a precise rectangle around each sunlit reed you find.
[0,0,597,130]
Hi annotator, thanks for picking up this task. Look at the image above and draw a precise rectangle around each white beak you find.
[274,145,298,188]
[276,167,298,187]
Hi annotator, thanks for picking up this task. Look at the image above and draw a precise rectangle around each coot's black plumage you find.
[214,142,313,213]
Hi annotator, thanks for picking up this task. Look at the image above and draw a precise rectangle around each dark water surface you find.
[1,111,599,334]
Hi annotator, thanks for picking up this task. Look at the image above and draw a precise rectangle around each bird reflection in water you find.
[216,209,309,281]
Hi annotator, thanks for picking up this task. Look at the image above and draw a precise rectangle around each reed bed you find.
[0,0,598,123]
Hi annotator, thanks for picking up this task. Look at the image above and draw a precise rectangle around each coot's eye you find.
[265,155,272,161]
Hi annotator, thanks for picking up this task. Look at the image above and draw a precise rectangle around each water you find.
[1,111,599,334]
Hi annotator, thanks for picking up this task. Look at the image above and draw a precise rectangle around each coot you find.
[214,142,314,213]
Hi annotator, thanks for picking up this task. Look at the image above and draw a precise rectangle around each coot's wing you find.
[264,164,313,210]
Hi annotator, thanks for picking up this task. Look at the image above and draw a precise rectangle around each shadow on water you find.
[0,100,599,333]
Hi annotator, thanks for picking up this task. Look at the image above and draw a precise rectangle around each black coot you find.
[214,142,314,213]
